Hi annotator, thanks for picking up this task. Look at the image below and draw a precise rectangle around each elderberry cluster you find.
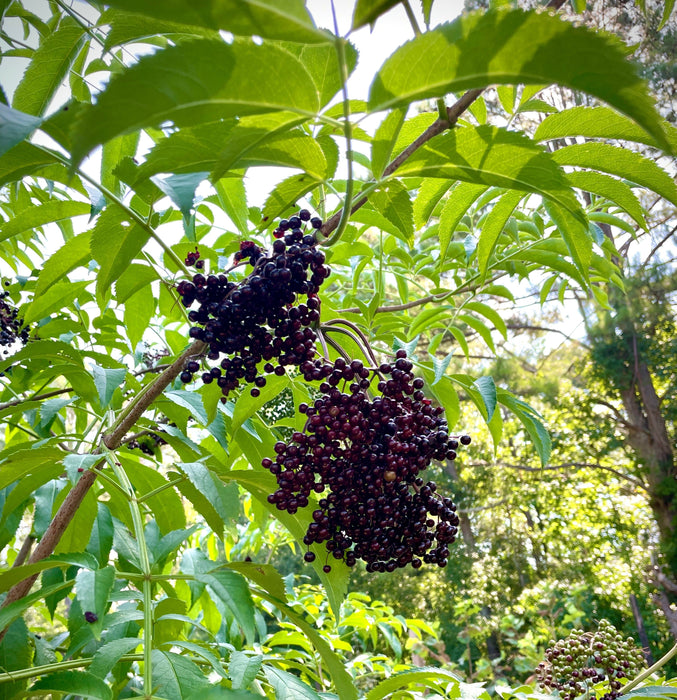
[176,210,329,398]
[262,350,468,573]
[0,289,29,354]
[537,620,646,700]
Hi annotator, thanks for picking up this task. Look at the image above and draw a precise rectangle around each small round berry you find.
[180,371,192,383]
[304,551,316,562]
[322,564,331,573]
[310,217,322,229]
[460,435,472,445]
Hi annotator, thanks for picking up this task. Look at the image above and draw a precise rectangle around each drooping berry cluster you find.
[0,290,29,354]
[537,620,646,700]
[262,350,468,573]
[176,211,330,398]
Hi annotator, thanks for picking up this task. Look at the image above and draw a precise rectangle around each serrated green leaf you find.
[473,376,497,420]
[370,180,414,245]
[155,172,208,219]
[90,364,126,407]
[23,279,90,325]
[12,18,85,116]
[134,113,299,181]
[232,374,290,433]
[89,637,140,678]
[543,200,593,280]
[264,666,323,699]
[86,502,114,566]
[498,391,551,465]
[196,569,256,643]
[72,38,321,166]
[164,389,208,424]
[38,397,72,429]
[352,0,401,29]
[26,671,112,700]
[261,173,323,224]
[535,105,677,151]
[124,284,155,350]
[395,126,583,225]
[127,461,186,535]
[623,687,677,700]
[365,667,461,700]
[90,208,151,297]
[0,578,75,632]
[151,650,209,700]
[101,131,140,199]
[75,566,115,640]
[0,103,42,158]
[438,182,488,260]
[551,142,677,207]
[0,141,59,187]
[0,619,32,699]
[0,199,90,244]
[178,462,239,526]
[464,301,507,339]
[283,40,358,108]
[477,190,524,276]
[229,650,263,690]
[115,263,158,303]
[214,129,327,181]
[35,231,92,297]
[566,170,646,230]
[368,9,671,152]
[372,107,406,178]
[100,0,327,43]
[413,177,453,228]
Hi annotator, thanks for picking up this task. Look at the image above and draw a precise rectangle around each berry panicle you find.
[536,620,646,700]
[262,349,471,573]
[176,210,329,398]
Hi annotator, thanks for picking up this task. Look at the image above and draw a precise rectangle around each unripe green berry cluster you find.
[536,619,646,700]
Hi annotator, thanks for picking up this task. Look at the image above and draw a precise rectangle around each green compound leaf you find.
[368,9,672,153]
[551,142,677,208]
[12,17,85,116]
[395,125,584,225]
[535,105,677,151]
[100,0,328,44]
[71,38,320,166]
[151,650,209,700]
[0,199,90,244]
[26,671,112,700]
[566,171,647,231]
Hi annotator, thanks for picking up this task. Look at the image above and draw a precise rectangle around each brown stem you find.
[12,534,35,568]
[0,340,206,641]
[320,88,485,240]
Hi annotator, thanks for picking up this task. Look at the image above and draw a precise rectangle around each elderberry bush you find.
[262,350,469,573]
[0,289,29,354]
[176,210,329,398]
[537,619,646,700]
